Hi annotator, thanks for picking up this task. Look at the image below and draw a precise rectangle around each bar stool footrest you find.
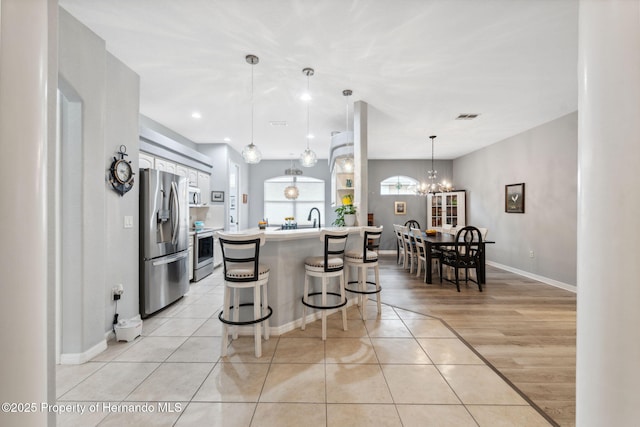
[218,303,273,326]
[345,280,382,295]
[301,292,348,310]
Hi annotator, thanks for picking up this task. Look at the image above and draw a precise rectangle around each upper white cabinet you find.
[139,152,154,169]
[175,164,189,179]
[427,191,466,229]
[197,171,210,202]
[154,157,176,174]
[139,152,211,202]
[187,169,198,187]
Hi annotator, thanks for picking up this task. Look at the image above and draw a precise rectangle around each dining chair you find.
[440,226,484,292]
[393,224,406,266]
[411,227,441,282]
[401,225,417,273]
[404,219,421,230]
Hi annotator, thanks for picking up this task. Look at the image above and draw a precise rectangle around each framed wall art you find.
[505,183,525,213]
[211,191,224,202]
[394,201,406,215]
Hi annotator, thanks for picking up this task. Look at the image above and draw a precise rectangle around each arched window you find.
[264,176,325,226]
[380,175,418,195]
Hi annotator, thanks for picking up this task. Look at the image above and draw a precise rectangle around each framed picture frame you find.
[505,183,525,213]
[394,201,406,215]
[211,191,224,202]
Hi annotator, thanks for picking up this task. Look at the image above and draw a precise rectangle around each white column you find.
[0,1,52,426]
[577,1,640,425]
[354,101,368,225]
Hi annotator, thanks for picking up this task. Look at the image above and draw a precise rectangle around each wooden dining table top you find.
[410,231,495,245]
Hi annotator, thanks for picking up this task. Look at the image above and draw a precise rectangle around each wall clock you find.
[109,145,135,196]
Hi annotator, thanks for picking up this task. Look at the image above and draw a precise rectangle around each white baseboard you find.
[379,250,396,255]
[59,336,108,365]
[486,261,576,293]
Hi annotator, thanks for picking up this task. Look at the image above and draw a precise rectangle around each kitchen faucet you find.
[307,207,321,229]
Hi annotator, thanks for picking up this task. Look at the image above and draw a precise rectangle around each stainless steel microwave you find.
[188,187,201,206]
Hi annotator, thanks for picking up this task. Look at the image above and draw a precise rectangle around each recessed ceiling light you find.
[269,121,288,126]
[191,111,202,119]
[307,134,314,139]
[300,92,312,102]
[223,137,231,142]
[456,113,479,120]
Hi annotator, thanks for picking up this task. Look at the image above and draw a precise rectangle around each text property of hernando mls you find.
[1,402,183,415]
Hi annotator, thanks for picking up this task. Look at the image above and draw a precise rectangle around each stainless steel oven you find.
[193,229,214,281]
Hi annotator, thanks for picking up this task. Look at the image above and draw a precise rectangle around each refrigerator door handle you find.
[170,181,180,245]
[152,251,188,266]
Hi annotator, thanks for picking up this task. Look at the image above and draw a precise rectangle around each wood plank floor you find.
[378,254,576,427]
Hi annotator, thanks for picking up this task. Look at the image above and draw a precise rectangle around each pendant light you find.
[284,159,302,200]
[300,67,318,167]
[242,54,262,164]
[341,89,355,172]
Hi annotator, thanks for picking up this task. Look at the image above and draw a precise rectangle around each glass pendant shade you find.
[284,184,299,200]
[300,147,317,167]
[342,156,354,172]
[243,54,261,164]
[300,67,317,167]
[242,143,262,164]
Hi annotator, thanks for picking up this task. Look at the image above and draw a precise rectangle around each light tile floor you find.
[56,268,553,426]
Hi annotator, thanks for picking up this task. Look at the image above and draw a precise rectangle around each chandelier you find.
[300,67,318,167]
[284,160,302,200]
[416,135,454,196]
[241,54,262,164]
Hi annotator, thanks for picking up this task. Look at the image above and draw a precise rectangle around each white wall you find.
[453,112,578,286]
[367,159,454,250]
[58,8,140,358]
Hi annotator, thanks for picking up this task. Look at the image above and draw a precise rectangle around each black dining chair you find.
[440,226,483,292]
[404,219,421,230]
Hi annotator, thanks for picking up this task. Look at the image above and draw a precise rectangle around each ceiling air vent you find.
[269,121,288,126]
[456,114,479,120]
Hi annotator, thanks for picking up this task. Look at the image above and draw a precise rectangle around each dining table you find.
[412,231,495,285]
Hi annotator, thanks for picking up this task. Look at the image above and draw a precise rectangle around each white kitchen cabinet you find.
[176,164,189,179]
[187,168,198,187]
[139,152,154,169]
[197,171,210,203]
[154,157,177,174]
[427,191,466,229]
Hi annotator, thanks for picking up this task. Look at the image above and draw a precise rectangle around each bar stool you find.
[301,229,350,341]
[345,226,383,319]
[217,232,272,358]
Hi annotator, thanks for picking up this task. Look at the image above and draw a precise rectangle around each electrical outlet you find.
[529,250,535,258]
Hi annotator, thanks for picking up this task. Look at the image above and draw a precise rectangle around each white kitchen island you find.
[219,226,364,334]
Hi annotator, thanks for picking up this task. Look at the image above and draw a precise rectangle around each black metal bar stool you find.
[217,232,272,358]
[301,229,350,341]
[345,226,383,319]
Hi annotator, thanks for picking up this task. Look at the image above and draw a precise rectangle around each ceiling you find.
[59,0,578,161]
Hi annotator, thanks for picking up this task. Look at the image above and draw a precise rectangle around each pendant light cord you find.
[306,74,310,149]
[251,62,254,145]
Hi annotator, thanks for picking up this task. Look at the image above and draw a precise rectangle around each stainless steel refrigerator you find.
[139,169,189,318]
